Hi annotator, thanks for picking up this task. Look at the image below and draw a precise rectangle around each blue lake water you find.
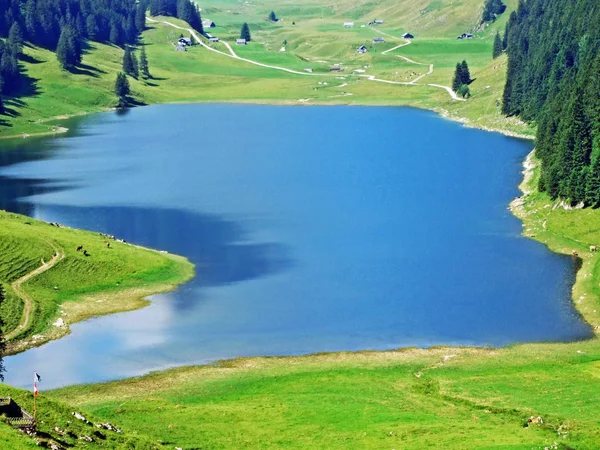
[0,104,593,389]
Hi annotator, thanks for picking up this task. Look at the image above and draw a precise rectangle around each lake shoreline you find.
[0,98,534,142]
[0,210,195,356]
[510,151,600,336]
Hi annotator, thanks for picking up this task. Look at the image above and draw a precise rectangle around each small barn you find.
[330,66,342,72]
[373,37,385,43]
[236,38,247,45]
[178,37,192,46]
[344,22,355,28]
[203,19,216,28]
[402,33,414,39]
[374,19,384,24]
[356,45,368,54]
[209,37,219,42]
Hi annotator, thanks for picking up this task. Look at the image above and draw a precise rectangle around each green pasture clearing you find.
[0,210,194,352]
[50,342,600,449]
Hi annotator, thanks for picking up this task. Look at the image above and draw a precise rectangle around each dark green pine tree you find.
[136,0,148,32]
[492,31,503,59]
[460,60,470,85]
[0,283,6,381]
[268,11,277,22]
[7,22,23,55]
[140,45,150,78]
[115,72,130,106]
[586,153,600,207]
[131,51,139,78]
[502,20,509,50]
[56,26,82,70]
[126,13,138,43]
[110,21,123,46]
[86,15,100,40]
[452,63,463,92]
[122,46,138,77]
[240,22,251,41]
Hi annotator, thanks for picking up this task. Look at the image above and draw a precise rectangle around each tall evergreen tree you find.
[131,51,139,78]
[122,45,136,77]
[492,31,503,59]
[502,20,509,50]
[240,22,251,41]
[268,11,277,22]
[586,154,600,207]
[460,60,470,85]
[115,72,130,106]
[136,1,148,32]
[140,45,150,78]
[452,63,463,92]
[7,22,23,54]
[56,25,82,70]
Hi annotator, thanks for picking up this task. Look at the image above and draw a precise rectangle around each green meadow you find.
[50,342,600,449]
[0,210,193,353]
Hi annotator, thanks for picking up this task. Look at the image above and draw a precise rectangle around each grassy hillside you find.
[0,210,194,353]
[52,342,600,449]
[0,0,527,139]
[0,384,165,449]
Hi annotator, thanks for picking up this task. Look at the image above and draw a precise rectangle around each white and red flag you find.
[34,371,41,396]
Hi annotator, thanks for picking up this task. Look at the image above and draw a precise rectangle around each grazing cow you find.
[76,245,83,252]
[572,250,579,257]
[590,245,598,252]
[106,242,110,248]
[83,249,89,256]
[528,416,543,425]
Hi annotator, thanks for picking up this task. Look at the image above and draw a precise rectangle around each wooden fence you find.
[0,397,35,429]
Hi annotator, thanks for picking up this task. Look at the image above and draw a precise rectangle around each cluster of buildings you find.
[174,19,219,51]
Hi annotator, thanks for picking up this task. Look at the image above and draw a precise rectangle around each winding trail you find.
[5,241,65,341]
[147,17,464,101]
[381,40,411,55]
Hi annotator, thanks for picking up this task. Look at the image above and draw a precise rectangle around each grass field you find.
[0,210,194,352]
[0,384,165,449]
[48,342,600,449]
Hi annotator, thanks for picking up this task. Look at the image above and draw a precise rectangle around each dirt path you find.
[220,40,237,57]
[147,17,463,101]
[5,241,65,341]
[381,40,411,55]
[426,83,465,101]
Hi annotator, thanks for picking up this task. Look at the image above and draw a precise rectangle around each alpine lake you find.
[0,104,592,389]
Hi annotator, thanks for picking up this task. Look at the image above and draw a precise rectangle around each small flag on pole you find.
[34,371,41,396]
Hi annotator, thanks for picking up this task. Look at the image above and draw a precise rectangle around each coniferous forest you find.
[503,0,600,205]
[0,0,202,98]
